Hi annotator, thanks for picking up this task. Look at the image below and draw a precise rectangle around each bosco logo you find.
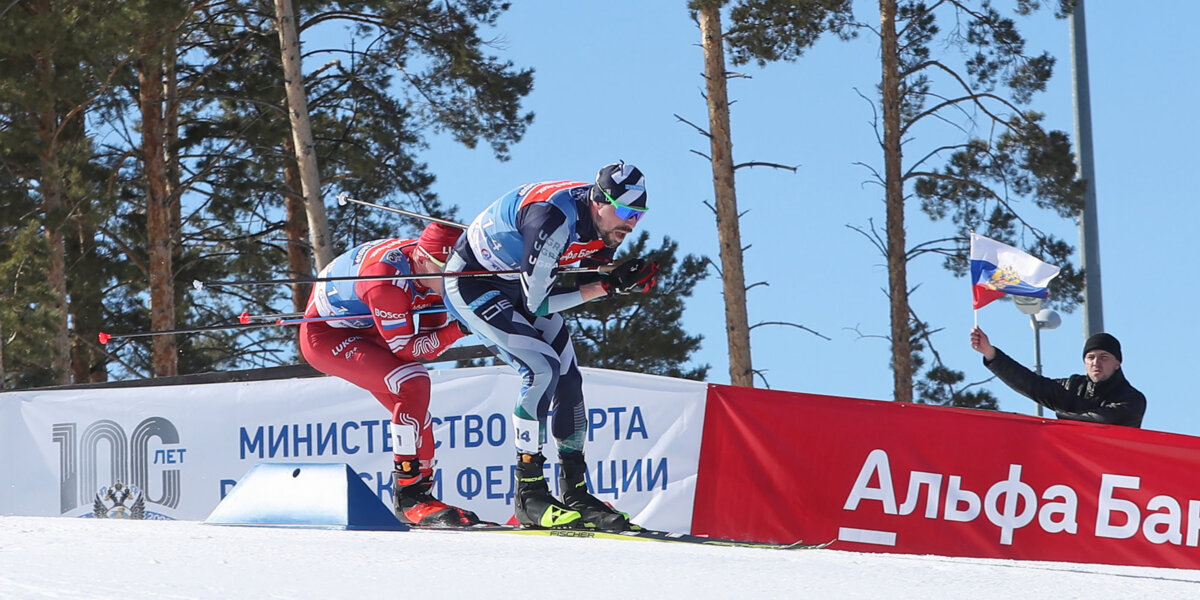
[52,417,185,519]
[374,307,405,320]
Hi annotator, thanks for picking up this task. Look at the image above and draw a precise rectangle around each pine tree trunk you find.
[0,313,5,388]
[139,51,178,377]
[68,194,107,383]
[41,175,70,384]
[282,135,314,316]
[698,6,754,388]
[56,91,107,384]
[34,49,71,384]
[880,0,912,403]
[274,0,333,269]
[164,36,187,372]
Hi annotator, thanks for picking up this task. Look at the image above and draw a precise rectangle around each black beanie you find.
[1082,333,1122,363]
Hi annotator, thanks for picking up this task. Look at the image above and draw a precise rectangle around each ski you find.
[420,524,832,550]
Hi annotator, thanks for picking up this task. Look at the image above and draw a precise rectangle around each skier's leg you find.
[300,322,480,527]
[443,274,582,528]
[538,322,629,531]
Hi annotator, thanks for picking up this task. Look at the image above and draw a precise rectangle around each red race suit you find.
[299,237,465,475]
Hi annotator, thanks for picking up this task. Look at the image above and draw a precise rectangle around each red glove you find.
[397,323,467,361]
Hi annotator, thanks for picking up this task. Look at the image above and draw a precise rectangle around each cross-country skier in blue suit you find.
[443,162,659,531]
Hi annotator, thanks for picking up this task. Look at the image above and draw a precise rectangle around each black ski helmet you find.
[593,161,647,209]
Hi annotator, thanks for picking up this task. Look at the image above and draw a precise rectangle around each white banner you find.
[0,367,707,532]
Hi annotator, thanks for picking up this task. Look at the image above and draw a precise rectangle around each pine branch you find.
[750,321,831,341]
[733,161,799,172]
[673,113,711,138]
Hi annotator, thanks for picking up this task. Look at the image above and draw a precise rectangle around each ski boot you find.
[392,459,481,528]
[558,453,631,531]
[514,452,584,529]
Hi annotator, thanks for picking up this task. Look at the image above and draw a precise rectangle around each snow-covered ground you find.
[1,516,1198,599]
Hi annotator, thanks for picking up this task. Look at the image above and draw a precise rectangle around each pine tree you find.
[74,0,536,378]
[0,202,59,388]
[870,0,1083,407]
[688,0,854,387]
[0,0,133,384]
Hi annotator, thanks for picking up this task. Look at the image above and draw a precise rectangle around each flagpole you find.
[970,231,978,329]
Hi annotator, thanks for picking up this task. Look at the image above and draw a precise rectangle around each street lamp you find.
[1012,296,1061,416]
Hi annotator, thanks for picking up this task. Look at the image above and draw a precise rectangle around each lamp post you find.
[1013,296,1062,416]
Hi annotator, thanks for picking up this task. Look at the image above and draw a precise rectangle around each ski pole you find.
[99,308,451,345]
[237,311,302,323]
[98,321,282,345]
[271,307,446,327]
[193,266,611,290]
[335,192,467,229]
[237,307,446,325]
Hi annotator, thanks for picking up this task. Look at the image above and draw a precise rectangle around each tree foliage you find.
[0,1,719,389]
[0,0,536,385]
[566,232,710,381]
[0,0,134,384]
[722,0,857,66]
[0,218,60,387]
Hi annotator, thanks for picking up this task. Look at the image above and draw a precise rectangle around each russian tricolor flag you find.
[970,232,1061,309]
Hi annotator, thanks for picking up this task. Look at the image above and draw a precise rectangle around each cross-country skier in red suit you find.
[299,222,479,527]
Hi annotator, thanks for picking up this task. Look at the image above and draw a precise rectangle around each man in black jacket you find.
[969,328,1146,428]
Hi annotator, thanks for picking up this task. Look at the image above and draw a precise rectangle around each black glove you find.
[601,258,659,296]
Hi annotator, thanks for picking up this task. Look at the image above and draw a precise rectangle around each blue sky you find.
[323,2,1198,436]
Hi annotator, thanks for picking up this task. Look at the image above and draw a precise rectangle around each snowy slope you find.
[1,516,1198,599]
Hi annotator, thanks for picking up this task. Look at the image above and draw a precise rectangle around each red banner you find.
[692,384,1200,569]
